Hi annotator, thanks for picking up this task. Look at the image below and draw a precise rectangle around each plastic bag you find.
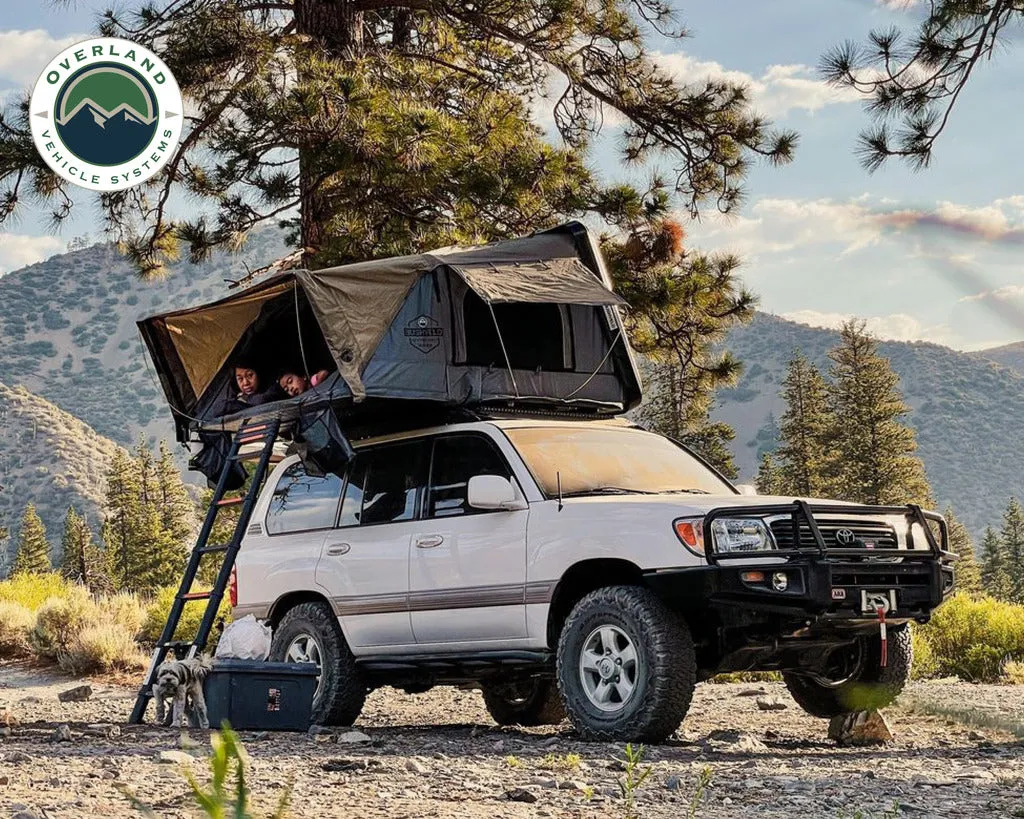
[214,614,273,661]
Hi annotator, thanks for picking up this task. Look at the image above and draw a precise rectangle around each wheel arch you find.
[268,590,337,630]
[545,558,645,649]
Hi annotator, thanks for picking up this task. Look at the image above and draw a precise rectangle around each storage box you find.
[203,660,317,732]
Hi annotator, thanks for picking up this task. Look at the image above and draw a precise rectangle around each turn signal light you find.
[674,517,705,556]
[741,571,765,583]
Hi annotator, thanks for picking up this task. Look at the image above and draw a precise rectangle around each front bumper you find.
[646,500,956,628]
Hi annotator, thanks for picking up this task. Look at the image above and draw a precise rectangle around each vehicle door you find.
[315,438,430,650]
[410,432,530,646]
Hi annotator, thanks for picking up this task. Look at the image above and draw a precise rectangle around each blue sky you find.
[2,1,1023,350]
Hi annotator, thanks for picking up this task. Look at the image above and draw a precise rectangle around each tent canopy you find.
[138,221,641,441]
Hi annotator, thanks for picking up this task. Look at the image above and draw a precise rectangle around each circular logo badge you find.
[29,37,182,192]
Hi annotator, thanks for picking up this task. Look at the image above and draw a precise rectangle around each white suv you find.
[233,417,954,742]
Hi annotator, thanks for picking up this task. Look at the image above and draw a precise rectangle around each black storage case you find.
[203,660,318,731]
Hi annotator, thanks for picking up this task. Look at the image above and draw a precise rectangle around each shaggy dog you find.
[152,655,213,728]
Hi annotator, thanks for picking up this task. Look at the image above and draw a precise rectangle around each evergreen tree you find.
[775,352,830,497]
[1,2,795,276]
[156,442,197,544]
[979,525,1012,601]
[103,448,146,592]
[60,507,112,594]
[1000,497,1024,603]
[944,506,982,598]
[824,321,933,506]
[756,452,782,496]
[11,503,51,576]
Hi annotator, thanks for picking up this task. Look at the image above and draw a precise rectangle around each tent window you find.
[462,290,571,371]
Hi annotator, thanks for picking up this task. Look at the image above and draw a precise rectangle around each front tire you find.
[783,625,913,718]
[556,585,696,743]
[270,601,366,726]
[481,678,566,727]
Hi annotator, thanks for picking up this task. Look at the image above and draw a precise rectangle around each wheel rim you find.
[805,641,864,689]
[286,632,324,698]
[579,625,640,713]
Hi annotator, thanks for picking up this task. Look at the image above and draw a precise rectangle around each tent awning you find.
[448,257,626,306]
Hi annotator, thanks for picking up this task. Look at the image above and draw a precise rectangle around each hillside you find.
[0,381,124,571]
[715,313,1024,539]
[0,231,287,448]
[971,340,1024,377]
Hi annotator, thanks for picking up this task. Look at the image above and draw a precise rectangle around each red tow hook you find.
[876,605,888,668]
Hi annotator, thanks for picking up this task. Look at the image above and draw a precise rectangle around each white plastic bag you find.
[215,614,273,661]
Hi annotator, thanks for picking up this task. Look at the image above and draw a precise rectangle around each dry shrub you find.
[30,587,98,660]
[60,623,147,675]
[99,592,146,637]
[142,585,231,650]
[1003,660,1024,685]
[0,601,34,658]
[0,572,74,611]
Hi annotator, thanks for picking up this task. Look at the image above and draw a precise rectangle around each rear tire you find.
[555,585,696,743]
[783,625,913,718]
[270,601,366,726]
[481,678,566,727]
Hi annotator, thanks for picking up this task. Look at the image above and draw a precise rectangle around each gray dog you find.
[152,655,213,728]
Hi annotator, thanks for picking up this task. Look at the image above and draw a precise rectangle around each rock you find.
[0,775,7,786]
[736,688,765,697]
[406,758,428,774]
[11,811,40,819]
[52,723,73,742]
[531,777,558,789]
[665,775,682,791]
[504,788,538,804]
[756,696,788,711]
[0,726,10,738]
[828,711,894,746]
[313,734,334,744]
[5,751,32,763]
[308,724,333,736]
[540,736,559,747]
[336,730,372,744]
[558,780,588,792]
[58,684,92,703]
[322,758,366,772]
[968,730,987,741]
[705,729,767,753]
[157,750,196,765]
[492,739,505,752]
[0,708,18,727]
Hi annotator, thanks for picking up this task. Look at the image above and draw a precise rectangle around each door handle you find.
[414,534,444,549]
[325,542,351,556]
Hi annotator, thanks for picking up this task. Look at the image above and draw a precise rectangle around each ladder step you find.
[215,496,245,507]
[180,591,213,601]
[239,423,273,435]
[233,449,271,462]
[197,543,231,555]
[158,640,194,650]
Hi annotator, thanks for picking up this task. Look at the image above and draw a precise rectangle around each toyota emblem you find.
[835,528,856,545]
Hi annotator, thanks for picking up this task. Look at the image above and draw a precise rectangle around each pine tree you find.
[756,453,782,496]
[156,442,197,544]
[103,448,146,592]
[2,2,795,276]
[979,526,1012,601]
[1000,497,1024,603]
[824,321,933,506]
[775,352,830,497]
[944,506,982,598]
[11,503,51,576]
[60,507,112,594]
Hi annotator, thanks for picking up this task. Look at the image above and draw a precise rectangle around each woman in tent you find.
[223,355,284,414]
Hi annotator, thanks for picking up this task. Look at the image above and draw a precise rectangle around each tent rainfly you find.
[138,221,643,444]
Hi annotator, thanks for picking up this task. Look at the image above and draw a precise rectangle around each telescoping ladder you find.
[129,419,282,724]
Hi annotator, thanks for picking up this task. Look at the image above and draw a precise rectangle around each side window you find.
[265,462,343,535]
[358,440,430,526]
[337,461,366,528]
[427,435,512,518]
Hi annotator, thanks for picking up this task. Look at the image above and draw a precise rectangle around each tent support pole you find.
[487,301,520,398]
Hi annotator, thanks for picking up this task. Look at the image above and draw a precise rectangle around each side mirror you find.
[467,475,526,511]
[735,483,758,496]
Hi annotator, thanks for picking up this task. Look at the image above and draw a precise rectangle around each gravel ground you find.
[1,660,1022,819]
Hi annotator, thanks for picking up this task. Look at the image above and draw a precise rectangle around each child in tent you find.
[278,367,332,397]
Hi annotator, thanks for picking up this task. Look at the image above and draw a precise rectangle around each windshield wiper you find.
[561,486,659,498]
[662,488,711,495]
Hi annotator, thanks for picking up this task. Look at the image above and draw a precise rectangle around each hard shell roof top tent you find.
[138,221,643,457]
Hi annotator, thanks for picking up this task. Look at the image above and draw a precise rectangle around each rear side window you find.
[427,435,512,518]
[265,462,343,535]
[356,440,430,526]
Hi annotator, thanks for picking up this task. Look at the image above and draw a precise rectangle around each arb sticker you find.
[831,588,847,600]
[29,37,183,192]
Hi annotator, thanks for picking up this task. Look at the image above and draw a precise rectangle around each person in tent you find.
[278,367,332,397]
[223,355,284,413]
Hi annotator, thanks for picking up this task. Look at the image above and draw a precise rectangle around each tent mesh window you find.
[462,290,571,371]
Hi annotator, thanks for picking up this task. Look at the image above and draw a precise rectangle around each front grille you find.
[769,518,898,551]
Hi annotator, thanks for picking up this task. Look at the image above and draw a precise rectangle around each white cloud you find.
[653,53,862,118]
[875,0,923,8]
[961,285,1024,304]
[0,29,86,88]
[778,309,997,350]
[0,233,64,274]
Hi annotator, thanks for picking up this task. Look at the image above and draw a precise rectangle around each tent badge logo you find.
[405,315,443,353]
[30,37,183,192]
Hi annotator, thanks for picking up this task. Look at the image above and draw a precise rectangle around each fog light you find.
[740,571,765,583]
[772,572,788,592]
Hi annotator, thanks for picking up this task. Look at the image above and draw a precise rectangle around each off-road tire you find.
[783,625,913,718]
[480,678,566,727]
[270,601,366,726]
[556,585,696,742]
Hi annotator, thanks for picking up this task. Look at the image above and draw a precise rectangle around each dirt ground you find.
[1,660,1022,819]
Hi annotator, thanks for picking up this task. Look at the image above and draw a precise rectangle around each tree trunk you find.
[294,0,365,266]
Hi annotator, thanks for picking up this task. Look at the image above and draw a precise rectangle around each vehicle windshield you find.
[503,426,736,498]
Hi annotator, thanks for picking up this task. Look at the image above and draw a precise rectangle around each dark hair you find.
[232,352,260,373]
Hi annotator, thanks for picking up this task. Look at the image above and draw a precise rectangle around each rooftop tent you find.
[138,221,643,444]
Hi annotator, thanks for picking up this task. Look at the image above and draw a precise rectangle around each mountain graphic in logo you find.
[54,63,159,166]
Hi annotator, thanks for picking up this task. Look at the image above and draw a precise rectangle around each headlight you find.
[710,518,776,554]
